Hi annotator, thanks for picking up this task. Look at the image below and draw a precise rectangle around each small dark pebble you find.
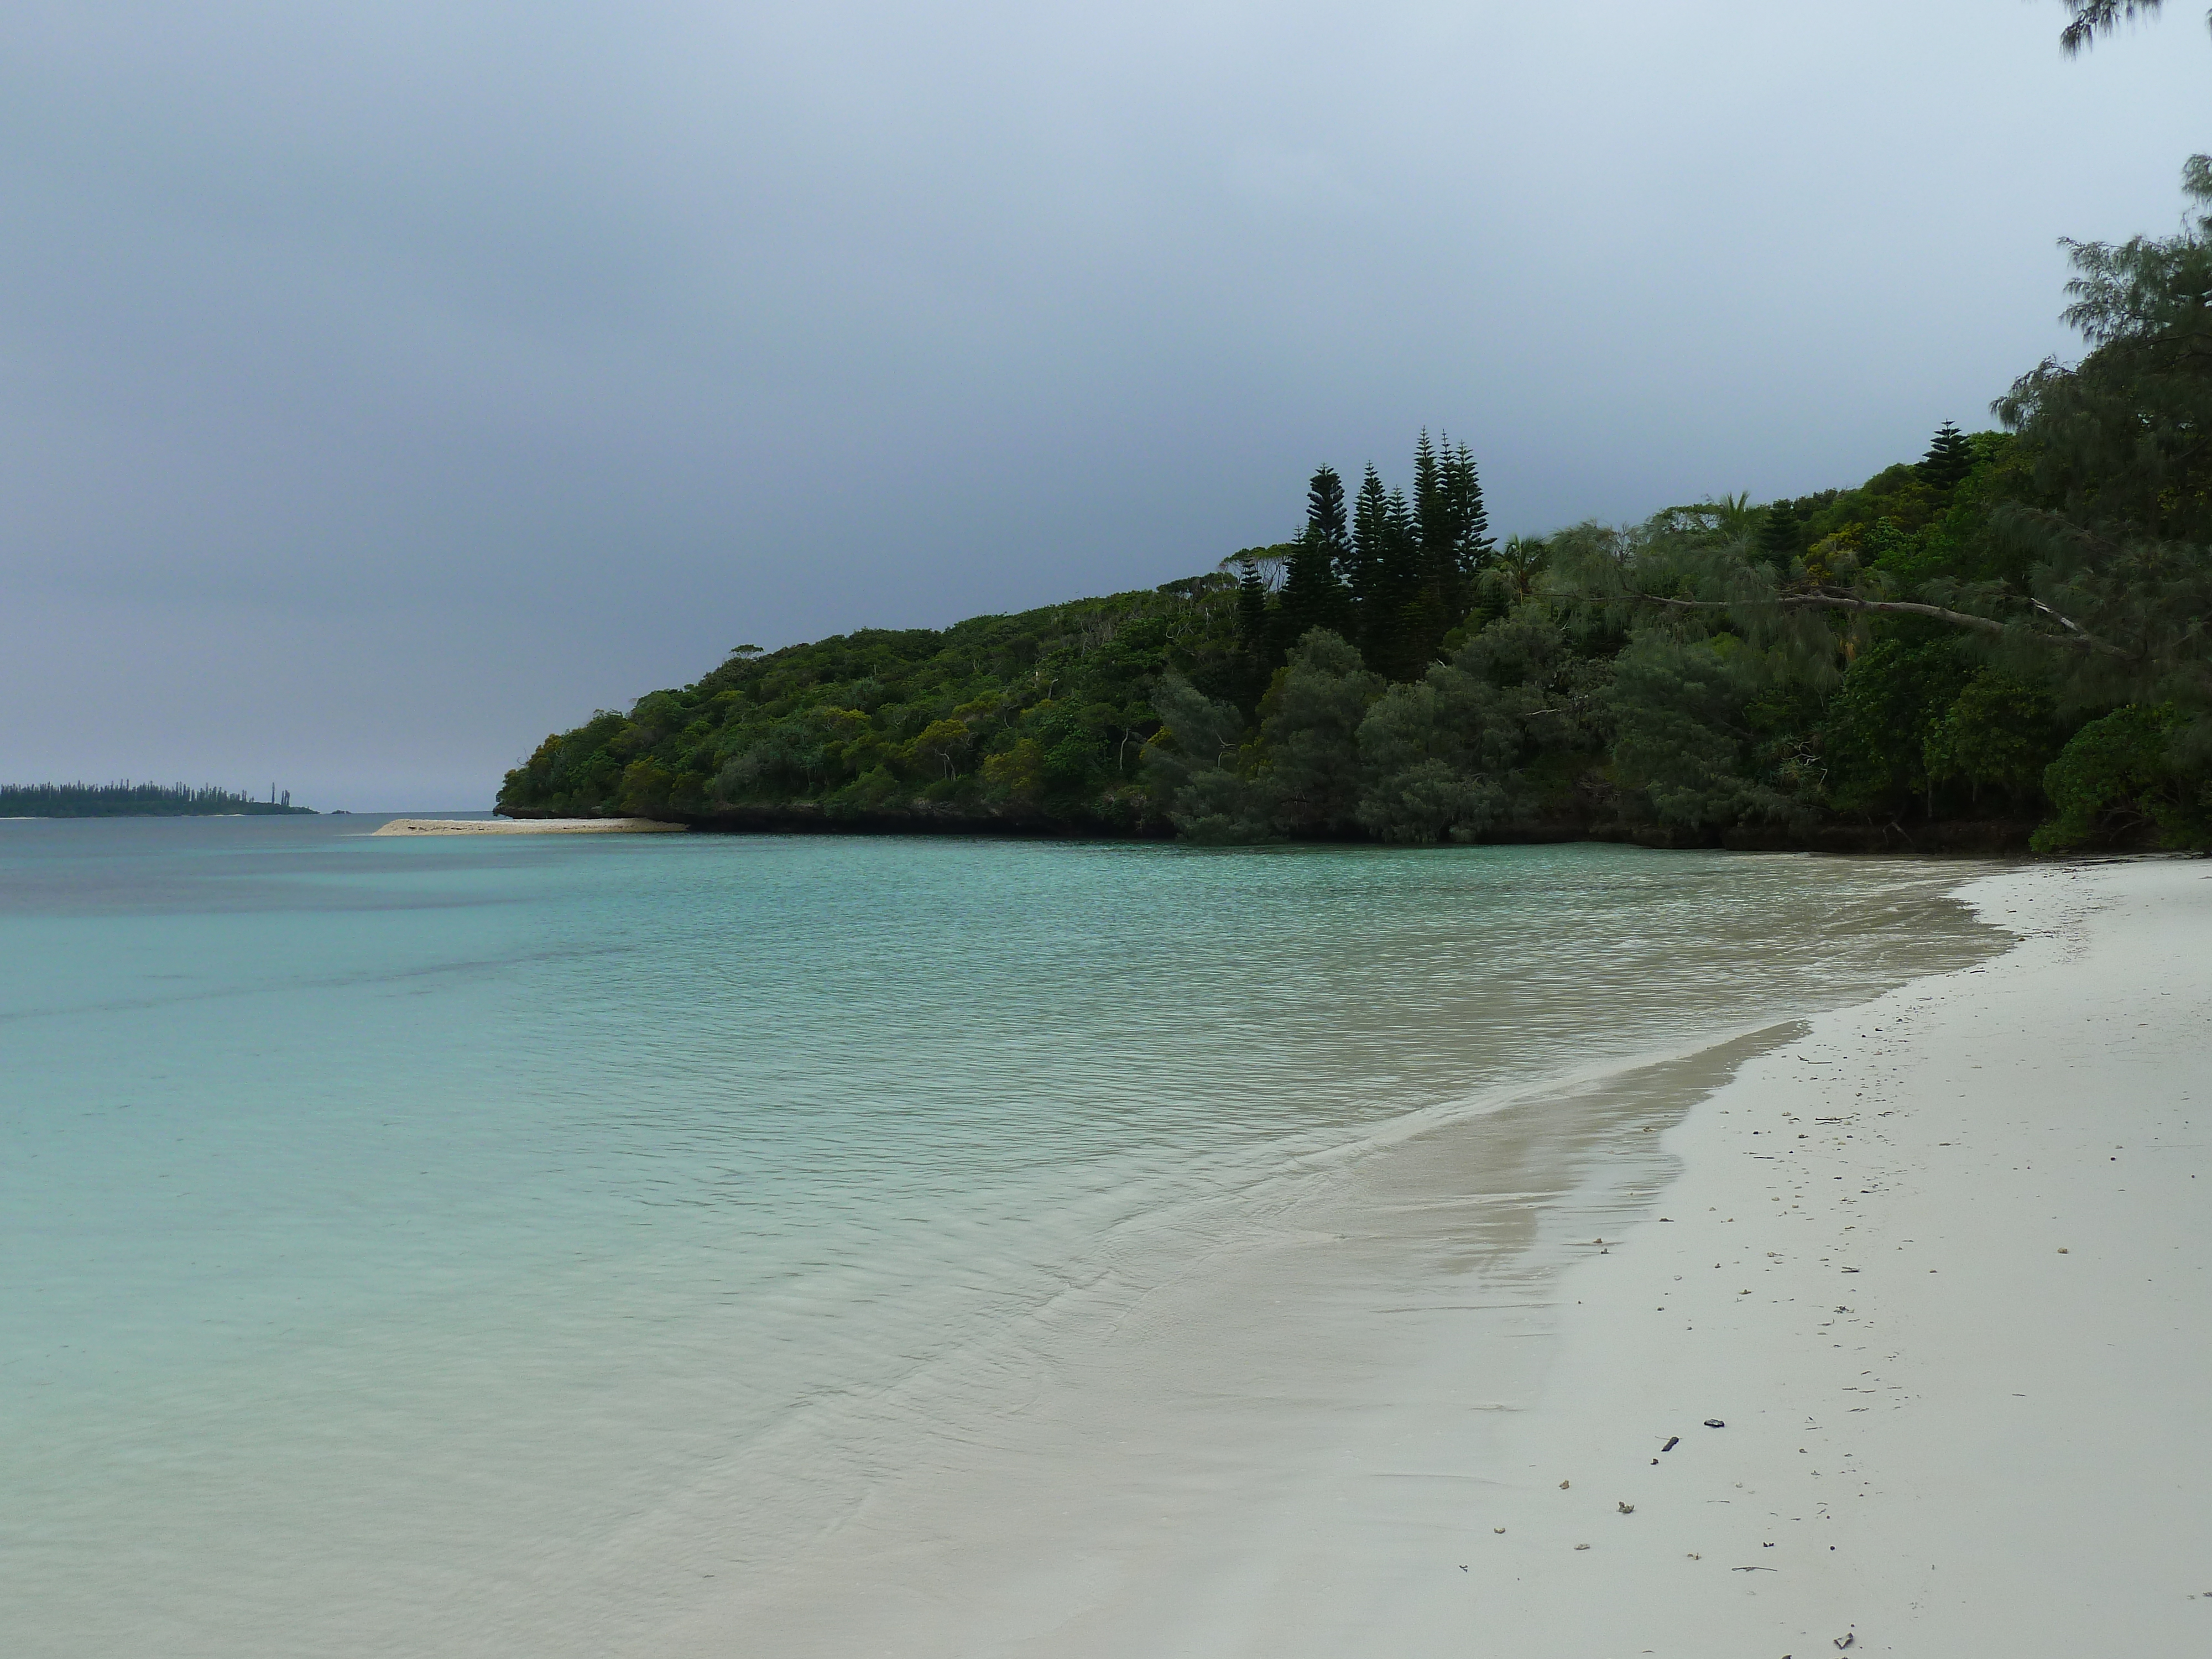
[1704,1419,1726,1428]
[1662,1436,1680,1452]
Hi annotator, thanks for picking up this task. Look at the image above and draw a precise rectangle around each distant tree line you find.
[1,782,311,817]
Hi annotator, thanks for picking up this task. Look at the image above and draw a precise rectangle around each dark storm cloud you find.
[2,2,2203,804]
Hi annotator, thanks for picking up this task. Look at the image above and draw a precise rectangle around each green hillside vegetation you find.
[502,163,2212,855]
[1,782,312,817]
[500,584,1245,834]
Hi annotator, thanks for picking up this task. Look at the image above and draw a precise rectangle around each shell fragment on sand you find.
[369,818,689,836]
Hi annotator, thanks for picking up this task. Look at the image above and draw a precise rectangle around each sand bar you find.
[369,817,687,835]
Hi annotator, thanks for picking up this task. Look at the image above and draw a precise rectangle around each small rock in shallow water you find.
[1705,1419,1726,1428]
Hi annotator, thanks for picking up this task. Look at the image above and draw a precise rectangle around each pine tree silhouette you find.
[1758,502,1799,569]
[1305,465,1348,556]
[1235,556,1270,657]
[1918,421,1975,490]
[1279,469,1352,653]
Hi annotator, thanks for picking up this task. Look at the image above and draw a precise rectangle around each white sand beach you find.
[1454,854,2212,1656]
[719,855,2207,1658]
[369,817,687,835]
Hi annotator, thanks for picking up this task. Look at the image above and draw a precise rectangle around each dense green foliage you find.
[499,583,1248,831]
[505,162,2212,854]
[1,782,311,817]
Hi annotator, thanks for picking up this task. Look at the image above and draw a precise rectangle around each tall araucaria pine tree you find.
[1919,421,1976,491]
[1279,467,1353,653]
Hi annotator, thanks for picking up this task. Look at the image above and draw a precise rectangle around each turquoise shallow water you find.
[0,820,2002,1655]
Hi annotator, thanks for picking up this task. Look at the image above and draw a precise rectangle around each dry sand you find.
[368,817,687,835]
[1462,855,2212,1655]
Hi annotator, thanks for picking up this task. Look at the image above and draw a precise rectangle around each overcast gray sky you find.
[3,2,2205,807]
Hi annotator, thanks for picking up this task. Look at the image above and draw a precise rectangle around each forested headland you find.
[500,161,2212,856]
[1,782,313,817]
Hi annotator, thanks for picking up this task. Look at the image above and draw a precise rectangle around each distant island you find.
[1,782,315,818]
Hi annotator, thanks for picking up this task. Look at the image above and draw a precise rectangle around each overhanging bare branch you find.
[1620,590,2132,658]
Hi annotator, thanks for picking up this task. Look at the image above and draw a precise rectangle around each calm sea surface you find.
[0,818,2002,1655]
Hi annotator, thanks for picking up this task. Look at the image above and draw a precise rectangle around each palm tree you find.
[1496,535,1546,603]
[1707,492,1761,539]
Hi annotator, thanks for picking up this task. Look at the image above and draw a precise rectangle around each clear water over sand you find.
[0,820,2005,1655]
